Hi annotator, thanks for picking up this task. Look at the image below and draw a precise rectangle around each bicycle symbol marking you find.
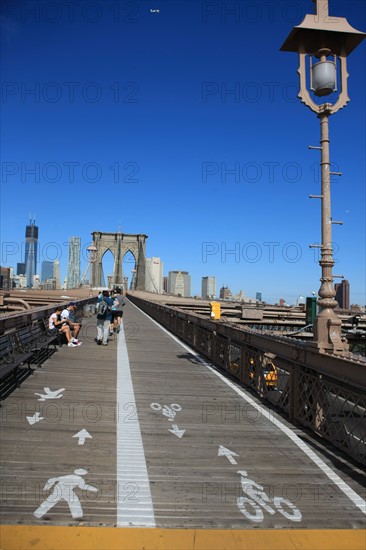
[236,470,302,523]
[150,402,182,421]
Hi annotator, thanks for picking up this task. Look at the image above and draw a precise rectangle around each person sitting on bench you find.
[48,306,81,347]
[61,302,82,345]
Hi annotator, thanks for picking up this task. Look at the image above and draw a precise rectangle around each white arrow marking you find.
[34,387,65,401]
[27,412,44,425]
[73,429,92,445]
[218,445,239,465]
[168,424,185,438]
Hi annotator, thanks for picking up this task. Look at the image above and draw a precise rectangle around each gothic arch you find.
[90,232,147,290]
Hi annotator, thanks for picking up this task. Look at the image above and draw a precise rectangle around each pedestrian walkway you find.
[1,300,365,549]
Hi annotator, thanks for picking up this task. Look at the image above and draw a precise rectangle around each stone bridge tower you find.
[90,231,147,290]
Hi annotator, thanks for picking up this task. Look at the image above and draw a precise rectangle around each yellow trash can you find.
[209,301,221,320]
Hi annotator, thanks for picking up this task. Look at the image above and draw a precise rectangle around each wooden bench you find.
[0,332,33,402]
[14,321,60,368]
[39,318,68,347]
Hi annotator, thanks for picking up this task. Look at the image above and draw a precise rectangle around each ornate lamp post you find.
[281,0,365,355]
[80,244,98,292]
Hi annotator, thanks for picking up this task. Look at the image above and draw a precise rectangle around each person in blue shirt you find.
[96,290,114,346]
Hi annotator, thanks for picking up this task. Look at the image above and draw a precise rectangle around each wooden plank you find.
[0,302,365,532]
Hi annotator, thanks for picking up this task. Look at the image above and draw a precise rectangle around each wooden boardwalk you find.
[1,299,365,549]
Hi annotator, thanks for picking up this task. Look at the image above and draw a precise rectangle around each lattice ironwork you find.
[213,334,227,369]
[296,370,366,464]
[228,344,241,379]
[196,326,212,358]
[185,321,195,346]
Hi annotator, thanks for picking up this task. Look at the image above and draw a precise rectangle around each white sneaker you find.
[72,338,79,343]
[68,342,77,347]
[76,341,82,346]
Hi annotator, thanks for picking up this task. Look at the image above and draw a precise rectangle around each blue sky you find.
[1,0,365,304]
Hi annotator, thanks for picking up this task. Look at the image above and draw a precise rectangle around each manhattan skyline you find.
[1,0,365,304]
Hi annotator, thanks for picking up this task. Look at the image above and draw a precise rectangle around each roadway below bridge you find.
[1,299,365,549]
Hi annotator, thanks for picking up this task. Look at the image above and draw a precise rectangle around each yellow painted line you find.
[1,526,365,550]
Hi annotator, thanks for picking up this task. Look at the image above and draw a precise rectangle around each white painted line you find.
[129,299,366,517]
[117,323,155,527]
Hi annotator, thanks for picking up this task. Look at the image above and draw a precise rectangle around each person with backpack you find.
[96,290,114,346]
[110,287,126,333]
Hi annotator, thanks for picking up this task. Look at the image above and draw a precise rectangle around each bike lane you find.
[121,300,366,530]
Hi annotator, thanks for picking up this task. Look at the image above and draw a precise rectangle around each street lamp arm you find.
[297,50,320,113]
[329,55,350,114]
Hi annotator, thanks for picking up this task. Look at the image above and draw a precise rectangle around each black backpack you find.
[96,300,110,316]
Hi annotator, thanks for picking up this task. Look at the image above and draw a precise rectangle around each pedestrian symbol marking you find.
[26,412,44,425]
[34,469,97,520]
[35,387,65,401]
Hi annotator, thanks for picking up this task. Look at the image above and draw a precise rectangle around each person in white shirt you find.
[48,306,79,347]
[61,302,82,345]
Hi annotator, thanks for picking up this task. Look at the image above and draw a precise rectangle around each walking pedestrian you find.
[111,287,126,333]
[96,290,114,346]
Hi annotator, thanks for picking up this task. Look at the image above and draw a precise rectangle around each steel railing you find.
[128,294,366,466]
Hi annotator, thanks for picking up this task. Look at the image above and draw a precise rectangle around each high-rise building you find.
[219,286,232,300]
[53,259,61,289]
[41,261,54,282]
[256,292,262,302]
[146,257,163,293]
[163,276,168,293]
[202,276,216,299]
[335,279,350,310]
[67,237,81,289]
[17,262,26,275]
[123,277,129,292]
[130,269,137,291]
[33,274,40,289]
[13,274,27,288]
[42,278,56,290]
[0,267,12,290]
[167,271,191,297]
[25,218,39,288]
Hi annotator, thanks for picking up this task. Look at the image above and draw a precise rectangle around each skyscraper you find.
[167,271,191,297]
[202,276,216,299]
[17,262,26,275]
[25,218,38,288]
[67,237,81,289]
[53,259,61,289]
[146,257,163,293]
[41,261,54,282]
[219,286,232,300]
[0,267,12,290]
[335,280,350,310]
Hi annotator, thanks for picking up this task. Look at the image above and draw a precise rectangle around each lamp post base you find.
[307,308,350,355]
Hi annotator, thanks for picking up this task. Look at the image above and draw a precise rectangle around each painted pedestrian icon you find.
[34,387,65,401]
[34,468,97,519]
